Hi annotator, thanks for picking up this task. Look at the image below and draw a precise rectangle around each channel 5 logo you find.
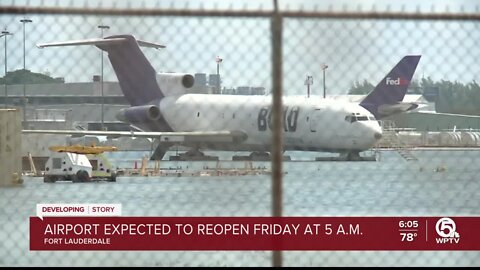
[435,217,460,244]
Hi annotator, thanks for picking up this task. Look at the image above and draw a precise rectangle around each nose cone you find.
[374,132,382,140]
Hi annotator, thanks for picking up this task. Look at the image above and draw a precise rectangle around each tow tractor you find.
[43,145,118,183]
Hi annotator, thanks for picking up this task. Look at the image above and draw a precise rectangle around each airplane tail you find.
[359,55,421,118]
[38,34,165,107]
[98,35,165,106]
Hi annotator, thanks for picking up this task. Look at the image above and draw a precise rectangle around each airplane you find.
[23,34,421,161]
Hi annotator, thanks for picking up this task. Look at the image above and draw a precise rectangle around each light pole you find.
[321,63,328,98]
[304,75,313,98]
[20,18,32,125]
[1,29,13,109]
[215,55,222,93]
[98,25,109,130]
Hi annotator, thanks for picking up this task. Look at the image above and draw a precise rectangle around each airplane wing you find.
[22,129,248,144]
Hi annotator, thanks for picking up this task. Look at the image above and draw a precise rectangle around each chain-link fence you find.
[1,0,480,267]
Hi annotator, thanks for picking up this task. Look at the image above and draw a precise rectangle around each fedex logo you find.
[386,77,409,86]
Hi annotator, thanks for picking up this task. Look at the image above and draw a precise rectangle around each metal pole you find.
[3,33,6,109]
[323,68,325,98]
[215,56,222,93]
[271,0,283,267]
[322,64,328,98]
[98,25,109,130]
[305,75,312,98]
[101,32,104,130]
[3,33,5,109]
[20,18,32,126]
[2,30,12,109]
[307,83,310,98]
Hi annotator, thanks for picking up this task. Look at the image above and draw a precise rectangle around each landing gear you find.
[150,142,170,161]
[183,148,207,158]
[169,147,219,161]
[233,151,269,161]
[232,151,292,161]
[249,151,271,159]
[340,151,361,161]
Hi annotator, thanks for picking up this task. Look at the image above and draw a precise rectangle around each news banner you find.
[30,204,480,250]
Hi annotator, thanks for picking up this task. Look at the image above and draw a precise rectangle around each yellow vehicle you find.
[48,145,118,155]
[44,145,117,183]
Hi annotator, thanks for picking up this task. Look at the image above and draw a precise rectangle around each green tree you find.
[0,69,63,85]
[348,80,374,95]
[434,79,480,115]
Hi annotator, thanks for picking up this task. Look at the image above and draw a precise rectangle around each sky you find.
[1,0,479,95]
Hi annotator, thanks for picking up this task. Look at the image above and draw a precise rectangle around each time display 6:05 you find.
[399,220,419,228]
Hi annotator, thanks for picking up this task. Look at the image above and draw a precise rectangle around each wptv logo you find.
[435,217,460,244]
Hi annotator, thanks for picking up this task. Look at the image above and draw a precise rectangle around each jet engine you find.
[155,72,195,96]
[116,105,161,123]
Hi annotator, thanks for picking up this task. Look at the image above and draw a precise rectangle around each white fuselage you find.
[154,94,382,153]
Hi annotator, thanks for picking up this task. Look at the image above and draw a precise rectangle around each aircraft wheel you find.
[109,172,117,182]
[75,170,90,182]
[249,151,270,158]
[44,175,56,183]
[346,152,361,161]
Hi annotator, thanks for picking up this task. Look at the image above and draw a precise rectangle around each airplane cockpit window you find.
[345,114,373,123]
[345,115,355,123]
[357,116,369,121]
